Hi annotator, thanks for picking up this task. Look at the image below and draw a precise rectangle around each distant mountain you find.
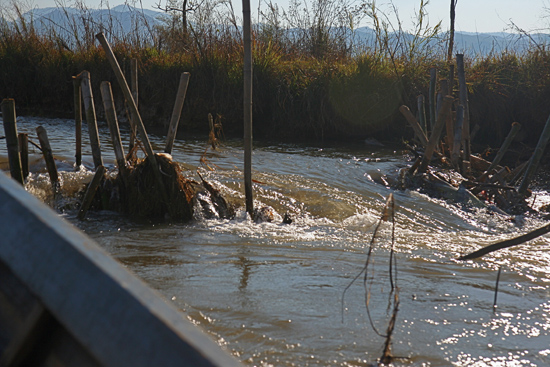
[14,6,550,55]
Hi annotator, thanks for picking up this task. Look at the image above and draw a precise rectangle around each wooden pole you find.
[95,33,169,207]
[165,72,190,155]
[429,67,437,133]
[518,114,550,195]
[77,165,106,221]
[18,133,28,179]
[399,105,429,147]
[243,0,254,219]
[1,99,24,185]
[36,126,59,194]
[451,104,464,168]
[418,95,454,174]
[456,54,471,171]
[129,58,138,151]
[100,82,127,181]
[417,94,427,135]
[80,70,103,169]
[478,122,521,181]
[73,74,83,168]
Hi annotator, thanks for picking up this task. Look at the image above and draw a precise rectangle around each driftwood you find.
[459,222,550,260]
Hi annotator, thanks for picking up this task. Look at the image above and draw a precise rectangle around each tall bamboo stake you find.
[95,33,169,207]
[100,81,127,182]
[78,165,105,221]
[165,72,190,155]
[399,105,428,147]
[478,122,521,181]
[518,114,550,194]
[1,99,24,185]
[73,74,83,167]
[429,67,437,133]
[451,104,464,168]
[80,70,103,169]
[129,58,138,151]
[417,94,427,135]
[18,133,28,179]
[36,126,59,194]
[457,54,471,170]
[243,0,254,218]
[418,96,454,174]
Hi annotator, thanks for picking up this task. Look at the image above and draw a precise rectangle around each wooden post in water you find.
[451,104,464,168]
[80,70,103,169]
[519,114,550,195]
[478,122,521,182]
[73,74,83,167]
[399,105,429,147]
[243,0,254,219]
[1,99,24,185]
[165,72,190,155]
[429,67,437,133]
[418,95,454,174]
[129,58,138,151]
[95,33,169,207]
[100,82,127,182]
[456,54,471,172]
[417,95,427,135]
[36,126,60,194]
[18,133,28,179]
[77,165,106,221]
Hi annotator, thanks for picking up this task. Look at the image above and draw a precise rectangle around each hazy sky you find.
[22,0,550,33]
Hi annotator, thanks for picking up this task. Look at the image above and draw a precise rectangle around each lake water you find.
[1,116,550,366]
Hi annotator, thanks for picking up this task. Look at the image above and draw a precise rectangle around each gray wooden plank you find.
[0,171,242,367]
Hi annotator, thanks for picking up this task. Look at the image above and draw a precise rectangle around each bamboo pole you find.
[478,122,521,182]
[451,104,464,168]
[429,67,437,133]
[456,54,471,171]
[77,165,106,221]
[18,133,28,179]
[36,126,59,194]
[1,99,24,185]
[73,74,83,167]
[129,58,138,151]
[418,96,454,174]
[399,105,429,147]
[80,70,103,169]
[95,33,169,207]
[165,72,190,155]
[100,82,127,182]
[417,94,427,135]
[243,0,254,219]
[518,113,550,195]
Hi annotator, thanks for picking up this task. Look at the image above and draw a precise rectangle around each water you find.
[2,116,550,366]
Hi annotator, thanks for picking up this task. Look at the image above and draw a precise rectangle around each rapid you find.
[1,116,549,366]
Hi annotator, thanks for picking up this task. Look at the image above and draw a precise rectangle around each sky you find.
[13,0,550,33]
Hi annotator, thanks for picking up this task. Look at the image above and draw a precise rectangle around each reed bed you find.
[1,0,550,147]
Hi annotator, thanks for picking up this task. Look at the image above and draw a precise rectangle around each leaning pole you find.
[243,0,254,219]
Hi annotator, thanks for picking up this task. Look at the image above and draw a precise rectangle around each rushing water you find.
[2,116,550,366]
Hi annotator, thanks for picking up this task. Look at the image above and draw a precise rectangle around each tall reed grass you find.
[0,0,549,146]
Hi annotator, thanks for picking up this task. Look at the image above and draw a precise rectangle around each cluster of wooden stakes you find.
[1,32,235,223]
[397,53,550,259]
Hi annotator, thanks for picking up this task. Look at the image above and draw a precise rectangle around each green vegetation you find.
[1,0,550,147]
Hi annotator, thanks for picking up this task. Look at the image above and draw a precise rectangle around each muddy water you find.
[2,116,550,366]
